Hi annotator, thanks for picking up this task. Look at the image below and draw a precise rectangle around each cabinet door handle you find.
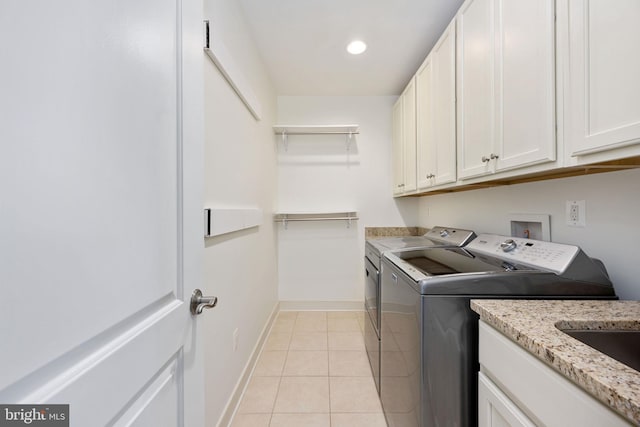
[483,154,499,163]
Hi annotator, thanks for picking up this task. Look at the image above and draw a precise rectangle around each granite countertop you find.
[364,226,428,238]
[471,299,640,424]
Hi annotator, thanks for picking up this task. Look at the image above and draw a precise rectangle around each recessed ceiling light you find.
[347,40,367,55]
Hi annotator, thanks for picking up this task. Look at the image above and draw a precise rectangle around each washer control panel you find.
[423,226,476,246]
[466,234,580,274]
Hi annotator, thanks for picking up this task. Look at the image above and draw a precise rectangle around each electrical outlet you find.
[569,204,579,222]
[566,200,586,227]
[233,328,239,352]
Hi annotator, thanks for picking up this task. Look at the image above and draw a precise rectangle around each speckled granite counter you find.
[471,300,640,424]
[364,226,428,238]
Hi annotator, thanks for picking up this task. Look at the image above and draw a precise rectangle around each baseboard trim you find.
[216,301,280,427]
[278,300,364,311]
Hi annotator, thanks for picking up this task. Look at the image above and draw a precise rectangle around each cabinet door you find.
[433,20,457,185]
[417,21,457,191]
[457,0,495,179]
[496,0,555,171]
[416,55,436,189]
[403,78,418,192]
[567,0,640,157]
[392,97,405,195]
[478,373,537,427]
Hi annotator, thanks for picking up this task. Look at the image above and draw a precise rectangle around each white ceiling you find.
[238,0,465,96]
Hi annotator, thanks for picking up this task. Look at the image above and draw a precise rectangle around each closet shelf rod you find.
[274,216,359,222]
[274,131,360,136]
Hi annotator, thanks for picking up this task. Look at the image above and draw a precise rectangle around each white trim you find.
[215,302,280,427]
[204,34,262,121]
[182,0,206,424]
[204,208,263,237]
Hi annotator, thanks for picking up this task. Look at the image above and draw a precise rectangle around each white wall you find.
[202,0,279,424]
[417,168,640,300]
[277,96,419,303]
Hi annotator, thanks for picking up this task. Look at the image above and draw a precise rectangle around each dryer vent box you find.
[509,214,550,241]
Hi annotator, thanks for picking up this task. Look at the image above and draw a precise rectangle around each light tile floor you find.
[230,311,387,427]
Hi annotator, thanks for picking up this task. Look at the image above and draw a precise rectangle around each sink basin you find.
[560,328,640,372]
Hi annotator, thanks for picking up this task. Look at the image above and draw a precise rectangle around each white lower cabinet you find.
[478,372,535,427]
[479,321,633,427]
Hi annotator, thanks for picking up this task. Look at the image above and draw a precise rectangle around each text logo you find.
[0,405,69,427]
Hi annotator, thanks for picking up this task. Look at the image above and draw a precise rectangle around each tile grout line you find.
[326,317,332,427]
[232,310,381,426]
[269,311,296,425]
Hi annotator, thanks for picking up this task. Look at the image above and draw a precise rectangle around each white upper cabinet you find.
[392,97,405,195]
[565,0,640,161]
[433,22,458,186]
[498,0,556,170]
[417,55,436,189]
[457,0,495,179]
[457,0,556,180]
[417,20,457,190]
[393,78,417,195]
[403,78,417,193]
[393,0,640,197]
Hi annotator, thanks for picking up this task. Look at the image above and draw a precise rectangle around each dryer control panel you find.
[466,234,580,274]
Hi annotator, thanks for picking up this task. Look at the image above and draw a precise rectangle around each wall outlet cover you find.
[566,200,586,227]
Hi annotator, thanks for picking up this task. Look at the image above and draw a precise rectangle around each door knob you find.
[190,289,218,315]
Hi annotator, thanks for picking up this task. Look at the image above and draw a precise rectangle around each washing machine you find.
[379,234,617,427]
[364,226,476,393]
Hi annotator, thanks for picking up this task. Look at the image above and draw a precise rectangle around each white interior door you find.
[0,0,205,425]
